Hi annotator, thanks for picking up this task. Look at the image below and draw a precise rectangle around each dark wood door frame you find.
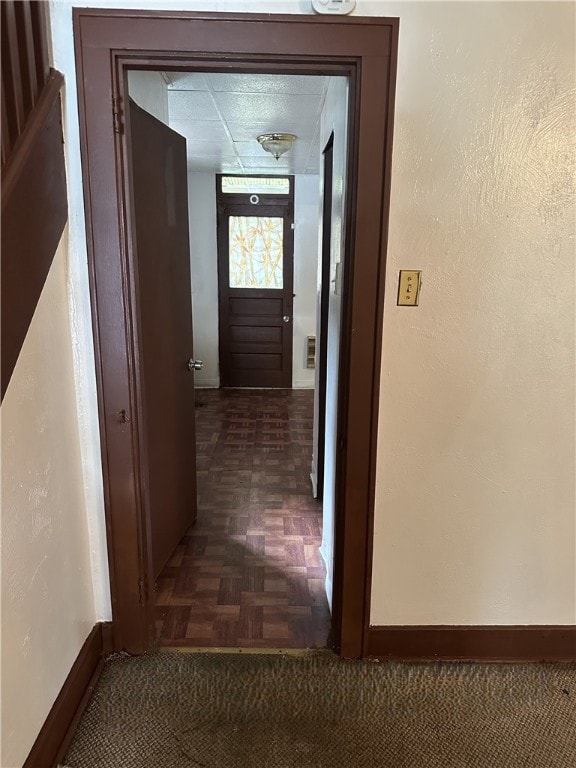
[73,9,398,658]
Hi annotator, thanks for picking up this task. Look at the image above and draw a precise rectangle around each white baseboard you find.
[292,380,314,389]
[310,463,318,499]
[195,379,220,388]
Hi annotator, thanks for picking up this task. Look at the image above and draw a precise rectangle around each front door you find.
[128,99,198,579]
[216,175,294,388]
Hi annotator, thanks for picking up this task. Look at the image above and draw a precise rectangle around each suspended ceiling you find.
[166,72,331,176]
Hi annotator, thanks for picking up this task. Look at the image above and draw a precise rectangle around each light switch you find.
[397,270,421,306]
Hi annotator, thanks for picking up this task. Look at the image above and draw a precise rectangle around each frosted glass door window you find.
[229,216,283,289]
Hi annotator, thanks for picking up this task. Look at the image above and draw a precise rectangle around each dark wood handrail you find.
[1,69,64,201]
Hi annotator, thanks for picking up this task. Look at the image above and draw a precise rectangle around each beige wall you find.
[1,231,98,768]
[128,70,169,124]
[370,1,576,625]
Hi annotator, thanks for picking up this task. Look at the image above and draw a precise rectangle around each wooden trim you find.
[361,24,400,658]
[23,622,112,768]
[1,70,67,401]
[1,69,64,197]
[73,9,399,658]
[102,620,115,655]
[366,626,576,662]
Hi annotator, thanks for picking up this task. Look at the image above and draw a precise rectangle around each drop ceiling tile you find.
[233,140,314,163]
[187,141,238,159]
[168,91,221,121]
[207,73,327,95]
[188,156,243,172]
[232,140,284,159]
[226,121,318,143]
[213,92,322,126]
[240,156,295,170]
[167,72,211,91]
[170,119,232,143]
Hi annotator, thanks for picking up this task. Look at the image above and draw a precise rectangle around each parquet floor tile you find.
[155,388,331,648]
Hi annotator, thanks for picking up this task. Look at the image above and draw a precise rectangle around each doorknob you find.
[188,358,203,371]
[283,316,291,323]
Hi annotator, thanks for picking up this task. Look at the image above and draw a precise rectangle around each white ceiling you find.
[166,72,329,176]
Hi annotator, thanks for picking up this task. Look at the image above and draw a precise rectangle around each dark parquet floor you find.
[155,388,331,648]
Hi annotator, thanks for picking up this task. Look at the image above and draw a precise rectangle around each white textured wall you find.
[293,175,321,388]
[370,1,576,625]
[128,70,169,124]
[187,172,220,387]
[1,232,98,768]
[317,78,349,607]
[49,0,111,622]
[186,172,319,388]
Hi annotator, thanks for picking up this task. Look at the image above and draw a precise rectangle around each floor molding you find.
[24,621,112,768]
[366,625,576,662]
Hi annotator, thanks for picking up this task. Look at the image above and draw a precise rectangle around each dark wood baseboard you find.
[366,625,576,662]
[24,621,112,768]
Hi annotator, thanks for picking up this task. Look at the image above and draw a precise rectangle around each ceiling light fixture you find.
[256,133,297,160]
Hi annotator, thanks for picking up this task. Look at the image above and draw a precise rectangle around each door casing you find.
[73,9,399,657]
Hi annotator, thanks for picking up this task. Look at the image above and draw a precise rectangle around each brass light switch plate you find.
[397,270,422,306]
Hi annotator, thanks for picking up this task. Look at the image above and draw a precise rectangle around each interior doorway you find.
[126,69,346,649]
[74,9,398,658]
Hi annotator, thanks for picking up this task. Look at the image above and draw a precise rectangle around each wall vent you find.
[306,336,316,369]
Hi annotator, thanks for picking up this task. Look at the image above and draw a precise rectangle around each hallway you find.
[155,389,331,648]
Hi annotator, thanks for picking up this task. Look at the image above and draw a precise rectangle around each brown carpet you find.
[63,650,576,767]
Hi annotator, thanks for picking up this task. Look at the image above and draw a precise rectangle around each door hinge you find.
[112,97,124,135]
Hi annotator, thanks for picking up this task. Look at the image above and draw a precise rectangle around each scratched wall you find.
[1,230,97,768]
[370,1,576,625]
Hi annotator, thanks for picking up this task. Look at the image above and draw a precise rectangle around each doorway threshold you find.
[157,646,328,657]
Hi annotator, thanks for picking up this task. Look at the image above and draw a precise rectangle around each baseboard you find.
[24,621,112,768]
[310,469,318,499]
[195,379,220,388]
[366,625,576,662]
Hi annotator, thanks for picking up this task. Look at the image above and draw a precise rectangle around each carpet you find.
[63,650,576,767]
